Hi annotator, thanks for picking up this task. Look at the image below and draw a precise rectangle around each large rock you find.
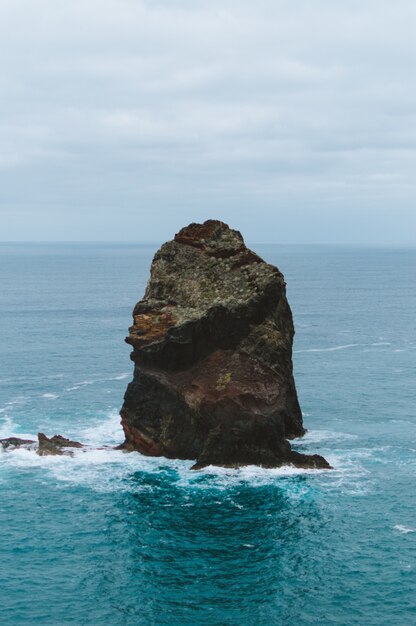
[120,220,330,470]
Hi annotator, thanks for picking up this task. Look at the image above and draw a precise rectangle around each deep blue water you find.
[0,243,415,625]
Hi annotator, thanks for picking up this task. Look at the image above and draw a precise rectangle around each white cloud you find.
[0,0,415,241]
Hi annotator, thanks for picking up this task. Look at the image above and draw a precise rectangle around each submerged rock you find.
[120,220,330,470]
[0,437,35,450]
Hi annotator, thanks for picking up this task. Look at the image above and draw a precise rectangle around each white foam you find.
[78,409,124,447]
[0,441,373,497]
[65,380,96,391]
[394,525,415,534]
[65,373,131,391]
[6,446,196,493]
[177,462,331,493]
[295,344,360,353]
[42,393,59,399]
[0,406,372,497]
[295,430,358,445]
[0,414,35,441]
[0,430,340,494]
[189,459,369,499]
[110,373,130,381]
[0,415,17,438]
[316,452,373,495]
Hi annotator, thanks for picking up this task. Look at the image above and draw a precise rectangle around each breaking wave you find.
[0,410,374,497]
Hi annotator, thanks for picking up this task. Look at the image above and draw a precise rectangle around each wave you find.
[110,373,130,381]
[0,415,16,438]
[0,414,36,441]
[0,374,65,382]
[0,443,371,497]
[0,398,29,419]
[78,409,124,447]
[295,344,360,353]
[65,380,97,391]
[0,441,339,496]
[295,341,402,353]
[65,373,130,391]
[394,525,415,534]
[294,429,358,445]
[0,410,374,497]
[42,393,59,399]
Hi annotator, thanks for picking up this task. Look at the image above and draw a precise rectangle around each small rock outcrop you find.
[37,433,84,456]
[0,434,84,456]
[0,437,35,450]
[120,220,330,470]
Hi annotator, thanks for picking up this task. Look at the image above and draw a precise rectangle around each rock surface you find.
[0,437,36,450]
[120,220,330,470]
[0,434,84,456]
[37,433,84,456]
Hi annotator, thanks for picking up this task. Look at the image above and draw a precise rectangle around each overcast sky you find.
[1,0,415,243]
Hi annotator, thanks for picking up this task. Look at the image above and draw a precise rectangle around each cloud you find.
[0,0,415,242]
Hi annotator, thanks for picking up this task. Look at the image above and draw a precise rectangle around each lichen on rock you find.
[120,220,331,470]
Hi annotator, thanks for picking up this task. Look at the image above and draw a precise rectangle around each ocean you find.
[0,242,415,625]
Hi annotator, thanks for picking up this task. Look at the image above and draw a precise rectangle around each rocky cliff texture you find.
[120,220,330,470]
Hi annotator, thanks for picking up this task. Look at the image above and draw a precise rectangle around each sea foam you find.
[394,525,415,534]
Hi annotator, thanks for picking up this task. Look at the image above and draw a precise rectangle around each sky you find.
[1,0,415,244]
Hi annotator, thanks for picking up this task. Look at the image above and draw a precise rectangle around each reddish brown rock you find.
[120,220,330,470]
[0,437,35,450]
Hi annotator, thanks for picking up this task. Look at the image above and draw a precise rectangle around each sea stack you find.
[120,220,330,470]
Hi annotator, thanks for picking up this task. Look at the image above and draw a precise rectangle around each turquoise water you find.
[0,243,415,625]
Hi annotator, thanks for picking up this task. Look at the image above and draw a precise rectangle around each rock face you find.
[120,220,330,470]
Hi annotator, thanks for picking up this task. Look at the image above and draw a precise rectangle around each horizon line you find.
[0,240,415,248]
